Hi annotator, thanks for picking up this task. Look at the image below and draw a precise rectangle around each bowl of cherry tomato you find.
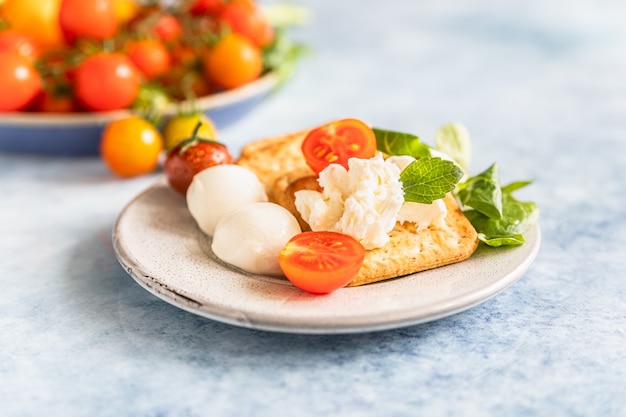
[0,0,304,156]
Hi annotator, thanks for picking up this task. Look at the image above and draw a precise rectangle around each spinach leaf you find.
[400,157,464,204]
[457,163,502,219]
[373,128,432,158]
[434,123,471,170]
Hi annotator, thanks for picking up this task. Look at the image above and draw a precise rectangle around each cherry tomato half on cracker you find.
[301,118,377,175]
[163,123,233,195]
[278,231,366,294]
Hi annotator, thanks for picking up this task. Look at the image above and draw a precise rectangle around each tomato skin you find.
[279,231,366,294]
[100,116,163,177]
[127,39,172,80]
[0,51,42,111]
[189,0,226,15]
[163,138,233,195]
[33,90,79,113]
[301,119,378,175]
[0,30,41,61]
[202,33,262,90]
[219,0,274,47]
[74,53,141,111]
[59,0,118,44]
[154,14,183,42]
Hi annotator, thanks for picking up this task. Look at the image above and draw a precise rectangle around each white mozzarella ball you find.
[186,164,267,236]
[212,202,302,275]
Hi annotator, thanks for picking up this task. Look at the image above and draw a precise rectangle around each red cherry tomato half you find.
[73,52,141,111]
[164,136,234,195]
[301,118,377,175]
[278,231,365,294]
[0,51,42,111]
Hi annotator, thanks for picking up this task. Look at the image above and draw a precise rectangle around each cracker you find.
[236,129,479,286]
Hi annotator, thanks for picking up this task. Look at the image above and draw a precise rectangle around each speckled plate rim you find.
[0,72,278,126]
[112,180,541,335]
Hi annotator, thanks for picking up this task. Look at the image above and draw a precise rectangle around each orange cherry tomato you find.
[0,51,42,111]
[301,119,378,175]
[0,30,41,61]
[127,39,172,80]
[100,116,164,177]
[59,0,118,44]
[202,33,262,90]
[73,52,141,111]
[279,231,365,294]
[219,0,274,47]
[1,0,64,48]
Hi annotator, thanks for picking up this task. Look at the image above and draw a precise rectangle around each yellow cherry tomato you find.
[112,0,139,24]
[100,116,164,177]
[162,113,218,149]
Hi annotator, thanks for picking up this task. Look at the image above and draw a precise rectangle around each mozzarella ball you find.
[212,202,302,275]
[186,164,267,236]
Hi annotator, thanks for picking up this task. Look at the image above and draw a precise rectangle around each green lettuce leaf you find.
[400,157,464,204]
[373,128,432,158]
[434,123,471,170]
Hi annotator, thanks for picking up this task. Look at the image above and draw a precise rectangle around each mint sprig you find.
[400,157,464,204]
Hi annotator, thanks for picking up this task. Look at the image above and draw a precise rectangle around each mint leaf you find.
[400,157,464,204]
[373,128,432,158]
[434,123,471,170]
[457,163,502,219]
[464,191,539,247]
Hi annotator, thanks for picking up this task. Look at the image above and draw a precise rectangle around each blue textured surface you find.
[1,0,625,415]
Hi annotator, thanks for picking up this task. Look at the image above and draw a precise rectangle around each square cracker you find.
[236,129,479,286]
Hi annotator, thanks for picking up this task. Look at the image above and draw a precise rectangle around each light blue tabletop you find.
[2,0,625,415]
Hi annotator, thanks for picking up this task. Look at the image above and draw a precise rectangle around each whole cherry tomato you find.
[0,30,41,61]
[189,0,226,15]
[301,119,377,175]
[73,52,141,111]
[1,0,64,48]
[162,113,218,149]
[59,0,118,44]
[100,116,163,177]
[0,51,42,111]
[278,231,366,294]
[163,123,233,195]
[33,90,79,113]
[219,0,274,47]
[202,33,262,90]
[127,39,172,80]
[154,14,183,42]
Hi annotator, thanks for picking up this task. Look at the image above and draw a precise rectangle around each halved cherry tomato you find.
[301,118,377,175]
[127,39,172,80]
[0,51,42,111]
[100,116,163,177]
[163,123,233,195]
[59,0,118,44]
[202,33,262,90]
[73,52,141,111]
[278,231,365,294]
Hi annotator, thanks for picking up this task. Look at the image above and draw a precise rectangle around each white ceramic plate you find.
[112,179,541,334]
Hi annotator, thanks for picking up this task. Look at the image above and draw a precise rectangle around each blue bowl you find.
[0,73,278,156]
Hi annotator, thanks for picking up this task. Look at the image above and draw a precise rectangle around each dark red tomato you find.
[219,0,274,47]
[278,231,366,294]
[126,39,172,80]
[0,30,41,61]
[73,52,141,111]
[59,0,118,44]
[0,51,42,111]
[301,118,377,175]
[164,131,234,195]
[189,0,226,15]
[154,14,183,42]
[33,90,79,113]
